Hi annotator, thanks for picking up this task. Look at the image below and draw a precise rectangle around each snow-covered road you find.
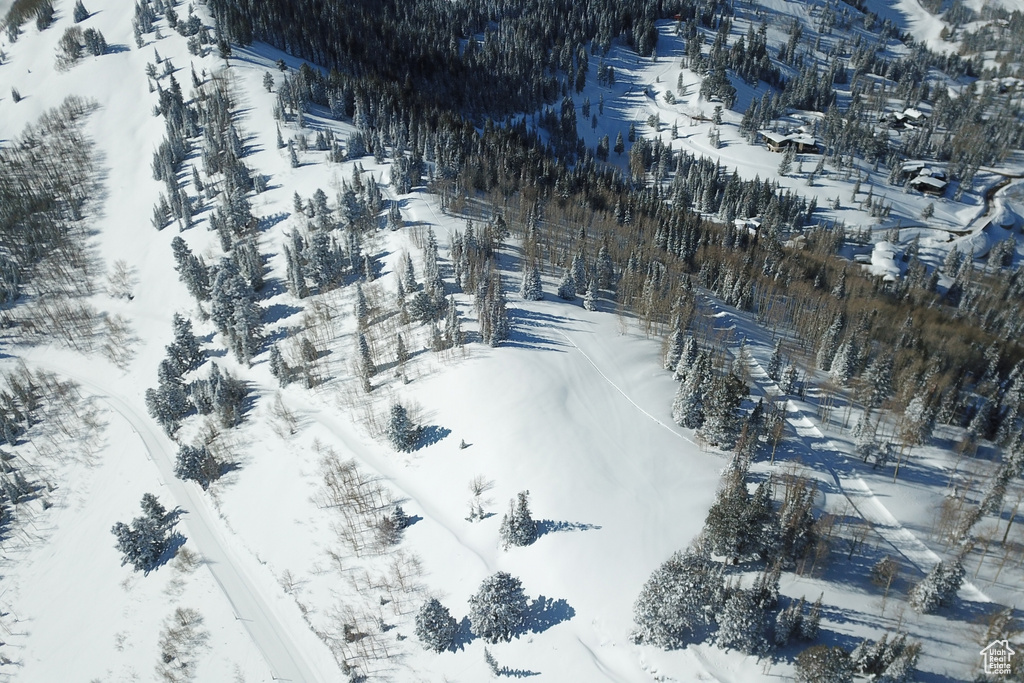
[24,351,338,683]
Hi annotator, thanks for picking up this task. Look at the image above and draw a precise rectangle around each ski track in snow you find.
[703,297,993,604]
[555,330,701,449]
[23,353,336,683]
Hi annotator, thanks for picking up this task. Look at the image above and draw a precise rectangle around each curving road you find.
[23,352,336,683]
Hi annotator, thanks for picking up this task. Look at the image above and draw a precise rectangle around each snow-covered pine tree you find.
[170,236,210,302]
[167,313,202,375]
[632,547,723,649]
[111,493,178,574]
[556,268,576,300]
[781,363,799,395]
[908,559,964,613]
[673,335,698,382]
[519,260,543,300]
[816,313,844,371]
[386,403,418,452]
[468,572,528,643]
[174,444,217,488]
[443,296,463,349]
[414,598,458,652]
[664,318,685,371]
[794,645,853,683]
[698,369,747,449]
[830,338,857,386]
[356,331,376,378]
[269,343,290,386]
[672,350,709,429]
[570,249,587,292]
[799,593,822,640]
[583,279,598,311]
[717,589,772,656]
[499,490,538,549]
[766,339,783,382]
[774,596,804,646]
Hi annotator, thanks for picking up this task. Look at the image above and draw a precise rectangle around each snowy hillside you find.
[1,0,1023,682]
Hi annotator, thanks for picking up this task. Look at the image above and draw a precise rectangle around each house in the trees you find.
[909,175,948,196]
[886,107,929,130]
[759,130,819,153]
[900,161,949,196]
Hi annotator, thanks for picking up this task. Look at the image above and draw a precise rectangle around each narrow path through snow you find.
[23,352,337,683]
[556,330,700,448]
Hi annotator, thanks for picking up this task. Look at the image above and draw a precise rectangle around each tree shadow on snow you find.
[535,519,601,539]
[525,595,575,634]
[495,666,540,678]
[450,617,474,651]
[414,425,451,450]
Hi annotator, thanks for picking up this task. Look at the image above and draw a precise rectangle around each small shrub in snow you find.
[468,572,528,643]
[414,598,457,652]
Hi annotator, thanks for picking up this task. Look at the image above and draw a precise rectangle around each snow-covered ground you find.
[0,1,1020,682]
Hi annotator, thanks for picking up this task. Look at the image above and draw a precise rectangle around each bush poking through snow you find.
[468,572,528,643]
[156,607,209,683]
[414,598,457,652]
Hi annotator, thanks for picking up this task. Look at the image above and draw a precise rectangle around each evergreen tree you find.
[664,319,686,371]
[111,494,178,574]
[795,645,853,683]
[632,547,723,649]
[766,339,783,382]
[73,0,89,22]
[672,350,710,429]
[556,268,576,300]
[800,593,823,640]
[583,279,598,311]
[167,313,202,374]
[674,335,699,382]
[174,444,217,488]
[386,403,418,452]
[698,369,747,449]
[816,313,844,372]
[717,589,772,656]
[908,559,964,613]
[269,343,290,386]
[499,490,538,548]
[774,597,804,646]
[519,260,543,301]
[415,598,458,652]
[595,238,614,289]
[356,331,376,379]
[468,572,528,643]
